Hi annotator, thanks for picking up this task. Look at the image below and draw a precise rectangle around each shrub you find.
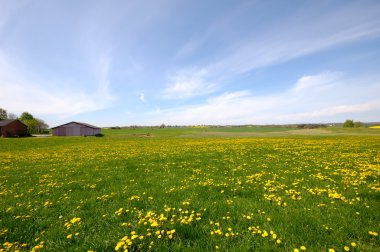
[343,119,354,128]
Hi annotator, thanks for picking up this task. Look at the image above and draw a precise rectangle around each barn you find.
[0,119,29,137]
[51,121,101,136]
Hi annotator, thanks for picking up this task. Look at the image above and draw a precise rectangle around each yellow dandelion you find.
[369,231,378,236]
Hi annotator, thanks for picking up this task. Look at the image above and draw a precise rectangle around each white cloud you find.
[292,72,342,92]
[162,69,217,99]
[142,72,380,125]
[140,93,146,102]
[0,50,115,118]
[277,101,380,121]
[0,82,112,118]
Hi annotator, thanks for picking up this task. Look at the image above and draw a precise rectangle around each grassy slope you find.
[0,129,379,251]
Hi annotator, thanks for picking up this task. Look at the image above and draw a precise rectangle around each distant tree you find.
[36,119,49,133]
[18,112,39,134]
[343,119,354,128]
[160,123,166,128]
[19,112,35,121]
[354,121,364,128]
[0,108,7,120]
[23,119,38,134]
[8,113,17,119]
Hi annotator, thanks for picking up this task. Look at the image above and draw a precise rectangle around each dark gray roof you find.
[51,121,100,129]
[0,119,17,127]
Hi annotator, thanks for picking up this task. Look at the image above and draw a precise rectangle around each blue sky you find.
[1,0,380,127]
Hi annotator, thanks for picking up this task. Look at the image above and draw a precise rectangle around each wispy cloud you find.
[176,2,380,78]
[143,72,380,125]
[175,1,255,59]
[95,53,115,100]
[0,0,28,32]
[211,17,380,75]
[162,69,217,99]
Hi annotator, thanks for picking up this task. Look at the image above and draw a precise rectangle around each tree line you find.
[0,108,49,134]
[343,119,364,128]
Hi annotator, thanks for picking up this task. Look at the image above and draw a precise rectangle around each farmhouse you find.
[0,119,29,137]
[52,122,101,136]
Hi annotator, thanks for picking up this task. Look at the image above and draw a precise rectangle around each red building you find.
[0,119,29,137]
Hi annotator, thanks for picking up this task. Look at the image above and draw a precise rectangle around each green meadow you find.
[0,127,379,251]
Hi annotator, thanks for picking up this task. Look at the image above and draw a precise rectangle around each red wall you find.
[0,121,28,137]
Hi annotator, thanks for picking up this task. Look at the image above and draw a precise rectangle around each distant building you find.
[51,122,101,136]
[0,119,29,137]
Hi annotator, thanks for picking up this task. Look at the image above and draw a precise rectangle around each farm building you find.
[0,119,29,137]
[52,122,101,136]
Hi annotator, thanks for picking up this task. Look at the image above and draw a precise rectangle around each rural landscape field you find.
[0,127,379,251]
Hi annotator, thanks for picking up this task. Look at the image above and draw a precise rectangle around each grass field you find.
[101,126,380,138]
[0,127,379,251]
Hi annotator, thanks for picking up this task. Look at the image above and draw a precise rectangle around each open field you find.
[101,126,380,138]
[1,129,380,251]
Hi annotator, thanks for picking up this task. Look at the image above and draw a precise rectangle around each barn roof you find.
[0,119,25,127]
[51,121,101,129]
